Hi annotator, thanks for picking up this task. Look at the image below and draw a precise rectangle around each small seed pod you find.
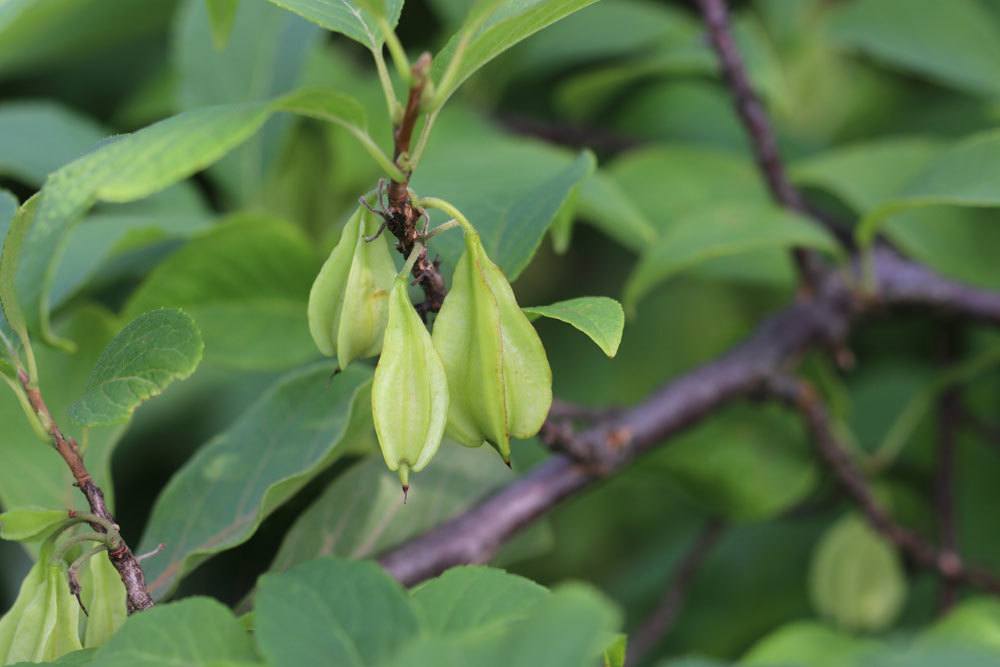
[83,555,126,648]
[0,545,82,664]
[432,230,552,463]
[372,276,449,492]
[308,206,396,370]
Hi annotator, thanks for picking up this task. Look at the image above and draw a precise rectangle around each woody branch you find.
[15,368,154,613]
[378,0,1000,597]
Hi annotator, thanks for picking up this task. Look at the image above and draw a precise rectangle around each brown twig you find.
[378,0,1000,597]
[379,249,1000,586]
[766,375,1000,594]
[382,52,447,318]
[695,0,833,285]
[16,368,154,613]
[626,520,725,665]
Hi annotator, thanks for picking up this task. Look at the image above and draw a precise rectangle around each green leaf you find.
[413,116,594,279]
[856,130,1000,246]
[256,558,419,667]
[523,296,624,357]
[90,598,258,667]
[502,0,689,77]
[791,137,943,213]
[921,598,1000,654]
[0,102,105,187]
[576,171,657,252]
[603,634,627,667]
[742,621,884,666]
[884,208,1000,291]
[607,146,769,238]
[17,103,272,346]
[0,507,69,542]
[0,0,176,79]
[124,216,320,370]
[12,93,394,347]
[275,88,402,180]
[829,0,1000,97]
[0,306,125,520]
[137,363,372,599]
[387,583,621,667]
[651,404,818,521]
[68,309,204,427]
[176,0,319,202]
[265,0,404,50]
[270,444,518,571]
[205,0,240,48]
[410,566,547,635]
[1,195,38,349]
[624,202,841,313]
[809,514,906,632]
[433,0,601,107]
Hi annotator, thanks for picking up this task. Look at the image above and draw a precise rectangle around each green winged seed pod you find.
[372,276,449,494]
[308,206,396,370]
[432,230,552,463]
[83,555,127,648]
[0,545,82,664]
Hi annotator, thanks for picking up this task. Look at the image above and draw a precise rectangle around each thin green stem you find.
[54,531,118,563]
[424,218,461,240]
[408,108,440,172]
[372,47,402,123]
[1,373,47,440]
[415,197,476,235]
[432,31,474,110]
[400,242,425,279]
[379,19,411,83]
[350,128,406,181]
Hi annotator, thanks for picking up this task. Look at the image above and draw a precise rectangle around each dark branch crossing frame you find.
[18,0,1000,630]
[378,0,1000,619]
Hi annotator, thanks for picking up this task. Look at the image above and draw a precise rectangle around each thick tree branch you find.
[766,375,1000,594]
[626,520,725,666]
[695,0,802,214]
[380,250,1000,586]
[16,369,154,613]
[379,0,1000,596]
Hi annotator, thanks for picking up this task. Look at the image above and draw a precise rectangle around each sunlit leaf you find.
[138,363,372,599]
[523,296,624,357]
[69,309,204,426]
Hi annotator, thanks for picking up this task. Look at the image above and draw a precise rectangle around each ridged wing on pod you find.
[432,232,507,454]
[83,555,127,648]
[0,546,82,664]
[477,240,552,438]
[307,206,396,369]
[372,278,449,489]
[432,231,552,462]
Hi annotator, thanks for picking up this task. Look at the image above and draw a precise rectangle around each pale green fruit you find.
[432,230,552,463]
[809,514,906,632]
[82,554,127,648]
[372,277,449,490]
[307,206,396,370]
[0,545,83,664]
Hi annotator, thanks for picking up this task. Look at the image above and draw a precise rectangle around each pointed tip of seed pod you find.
[398,463,411,502]
[503,457,512,469]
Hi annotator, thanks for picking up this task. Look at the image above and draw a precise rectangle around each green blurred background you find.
[3,0,1000,664]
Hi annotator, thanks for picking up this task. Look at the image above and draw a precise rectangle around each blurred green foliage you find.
[2,0,1000,664]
